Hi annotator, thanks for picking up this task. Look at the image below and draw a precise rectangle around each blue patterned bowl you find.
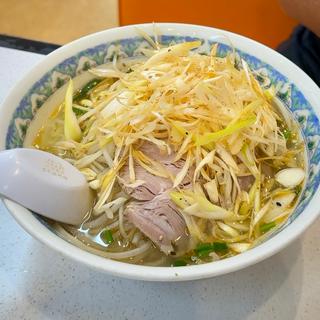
[1,24,320,281]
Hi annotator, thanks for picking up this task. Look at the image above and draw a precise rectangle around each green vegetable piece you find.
[173,260,187,267]
[308,141,314,150]
[260,221,276,233]
[213,242,228,252]
[73,78,101,102]
[282,128,292,141]
[72,106,87,116]
[72,78,102,116]
[197,249,213,258]
[195,242,228,258]
[196,243,213,251]
[100,229,114,244]
[295,185,302,195]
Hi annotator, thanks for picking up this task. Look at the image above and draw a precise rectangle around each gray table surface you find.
[0,47,319,320]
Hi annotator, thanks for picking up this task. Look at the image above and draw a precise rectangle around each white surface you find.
[0,46,319,319]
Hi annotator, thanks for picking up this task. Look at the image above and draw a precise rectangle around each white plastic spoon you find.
[0,148,93,225]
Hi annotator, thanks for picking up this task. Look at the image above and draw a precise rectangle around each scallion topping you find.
[260,221,276,233]
[195,242,228,258]
[100,229,114,244]
[173,259,187,267]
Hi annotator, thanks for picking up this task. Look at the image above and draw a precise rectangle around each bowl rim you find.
[1,22,320,281]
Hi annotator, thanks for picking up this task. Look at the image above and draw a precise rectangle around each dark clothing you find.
[278,25,320,87]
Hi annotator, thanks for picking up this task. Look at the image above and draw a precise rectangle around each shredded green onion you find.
[195,115,256,146]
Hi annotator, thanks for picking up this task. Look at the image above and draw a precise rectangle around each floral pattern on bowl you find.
[5,35,320,240]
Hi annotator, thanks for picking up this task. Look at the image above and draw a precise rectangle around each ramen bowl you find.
[1,23,320,281]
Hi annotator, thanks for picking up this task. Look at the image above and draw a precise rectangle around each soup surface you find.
[30,40,306,266]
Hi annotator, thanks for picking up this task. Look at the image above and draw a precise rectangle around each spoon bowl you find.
[0,148,93,225]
